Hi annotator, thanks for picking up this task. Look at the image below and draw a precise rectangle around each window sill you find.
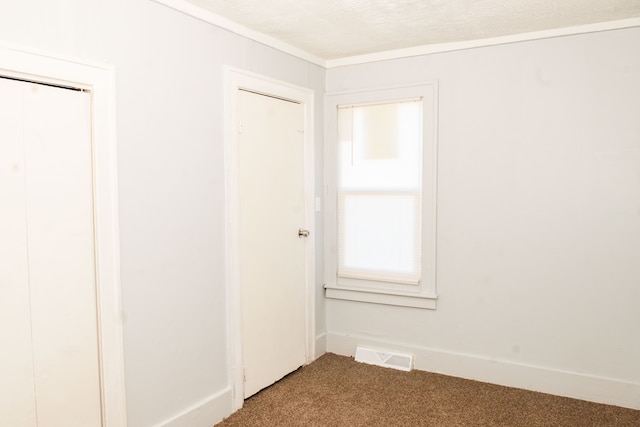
[324,284,437,310]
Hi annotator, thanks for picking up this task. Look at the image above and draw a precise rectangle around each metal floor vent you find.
[354,346,414,372]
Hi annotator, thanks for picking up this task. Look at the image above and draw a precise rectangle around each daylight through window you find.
[337,98,423,284]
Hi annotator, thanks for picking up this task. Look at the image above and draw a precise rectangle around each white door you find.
[237,89,308,398]
[0,77,102,426]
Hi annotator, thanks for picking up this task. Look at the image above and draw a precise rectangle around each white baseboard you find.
[157,387,233,427]
[326,332,640,410]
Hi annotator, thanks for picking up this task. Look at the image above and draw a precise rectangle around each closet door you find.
[0,77,102,427]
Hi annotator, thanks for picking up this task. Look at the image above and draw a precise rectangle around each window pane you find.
[338,192,421,283]
[338,101,422,191]
[337,98,423,284]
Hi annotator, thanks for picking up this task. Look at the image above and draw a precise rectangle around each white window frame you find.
[324,83,438,309]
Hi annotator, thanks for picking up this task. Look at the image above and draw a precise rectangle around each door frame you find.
[0,45,127,426]
[224,67,316,410]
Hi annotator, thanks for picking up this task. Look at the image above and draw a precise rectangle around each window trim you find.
[324,82,439,309]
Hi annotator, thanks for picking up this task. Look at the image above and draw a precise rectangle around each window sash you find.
[336,98,423,285]
[337,190,422,285]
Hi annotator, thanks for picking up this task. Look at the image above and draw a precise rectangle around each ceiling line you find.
[152,0,640,70]
[152,0,326,67]
[327,17,640,68]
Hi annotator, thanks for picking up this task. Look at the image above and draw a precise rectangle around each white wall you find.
[325,27,640,409]
[0,1,324,425]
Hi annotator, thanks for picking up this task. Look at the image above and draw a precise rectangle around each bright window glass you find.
[337,99,423,284]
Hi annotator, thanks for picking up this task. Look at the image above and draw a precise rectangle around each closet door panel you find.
[0,78,38,427]
[23,83,102,427]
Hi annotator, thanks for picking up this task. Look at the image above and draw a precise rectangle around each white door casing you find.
[224,68,315,409]
[0,46,126,426]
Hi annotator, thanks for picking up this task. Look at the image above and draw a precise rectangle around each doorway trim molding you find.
[224,67,316,411]
[0,44,127,426]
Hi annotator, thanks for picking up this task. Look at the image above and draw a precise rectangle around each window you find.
[324,83,438,309]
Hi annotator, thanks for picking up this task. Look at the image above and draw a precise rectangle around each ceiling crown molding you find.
[326,17,640,68]
[153,0,640,69]
[152,0,327,67]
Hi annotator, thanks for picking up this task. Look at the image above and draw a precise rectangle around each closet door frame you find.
[0,45,127,427]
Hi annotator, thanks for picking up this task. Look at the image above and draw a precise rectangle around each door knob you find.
[298,228,310,238]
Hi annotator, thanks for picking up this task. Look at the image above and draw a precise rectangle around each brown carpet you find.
[216,353,640,427]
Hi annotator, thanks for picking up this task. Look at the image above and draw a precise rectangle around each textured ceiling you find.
[184,0,640,60]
